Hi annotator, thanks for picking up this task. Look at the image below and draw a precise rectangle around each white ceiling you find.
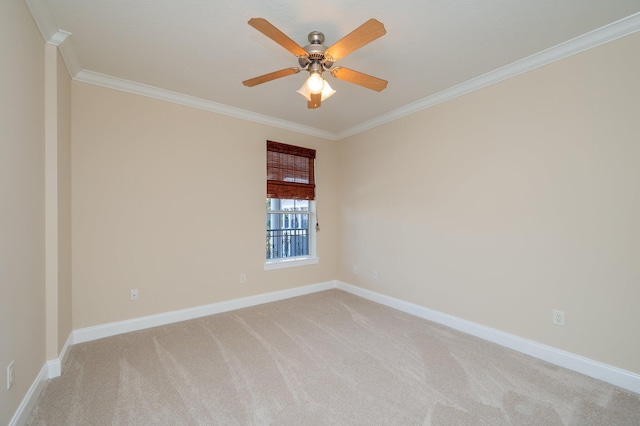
[27,0,640,139]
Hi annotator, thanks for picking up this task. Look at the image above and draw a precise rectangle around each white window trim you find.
[265,200,318,270]
[264,255,319,270]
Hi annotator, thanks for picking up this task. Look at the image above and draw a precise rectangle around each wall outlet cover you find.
[552,309,565,326]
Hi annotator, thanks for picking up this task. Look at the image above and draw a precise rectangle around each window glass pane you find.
[267,198,309,212]
[266,198,310,260]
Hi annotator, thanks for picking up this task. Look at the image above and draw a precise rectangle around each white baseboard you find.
[10,332,73,425]
[8,363,48,426]
[12,282,336,425]
[336,281,640,395]
[73,281,337,344]
[45,332,73,379]
[16,279,638,425]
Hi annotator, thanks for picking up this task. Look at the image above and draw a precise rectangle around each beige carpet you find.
[27,290,640,425]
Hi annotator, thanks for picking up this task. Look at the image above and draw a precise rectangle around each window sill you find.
[264,256,319,270]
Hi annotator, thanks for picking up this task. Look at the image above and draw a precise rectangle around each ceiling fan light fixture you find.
[305,72,325,94]
[297,79,336,102]
[320,80,336,100]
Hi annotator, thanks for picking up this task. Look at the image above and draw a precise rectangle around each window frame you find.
[264,199,318,270]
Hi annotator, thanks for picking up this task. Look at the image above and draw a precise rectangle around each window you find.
[266,198,314,259]
[265,141,318,269]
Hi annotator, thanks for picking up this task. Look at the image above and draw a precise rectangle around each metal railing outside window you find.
[266,225,309,259]
[266,199,310,260]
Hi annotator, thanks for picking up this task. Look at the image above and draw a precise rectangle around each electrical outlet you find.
[552,310,565,326]
[130,289,139,301]
[373,270,379,279]
[353,266,358,274]
[240,274,247,284]
[7,361,14,390]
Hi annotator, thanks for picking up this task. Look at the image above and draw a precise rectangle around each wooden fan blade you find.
[331,67,388,92]
[248,18,307,57]
[325,19,386,60]
[243,68,300,87]
[308,93,321,109]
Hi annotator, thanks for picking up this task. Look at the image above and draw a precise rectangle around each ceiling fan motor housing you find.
[300,31,334,70]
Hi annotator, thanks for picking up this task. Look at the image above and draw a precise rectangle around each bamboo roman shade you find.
[267,141,316,200]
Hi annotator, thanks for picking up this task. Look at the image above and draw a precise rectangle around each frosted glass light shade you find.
[297,80,336,102]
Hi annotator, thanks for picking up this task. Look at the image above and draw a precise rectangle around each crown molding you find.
[25,0,640,141]
[48,29,70,46]
[25,0,81,77]
[336,11,640,140]
[25,0,57,42]
[74,70,339,140]
[48,29,82,77]
[25,0,334,139]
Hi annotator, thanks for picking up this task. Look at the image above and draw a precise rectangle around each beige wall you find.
[0,1,46,423]
[71,82,339,329]
[337,32,640,374]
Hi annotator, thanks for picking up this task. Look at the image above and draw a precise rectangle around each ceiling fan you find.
[242,18,388,109]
